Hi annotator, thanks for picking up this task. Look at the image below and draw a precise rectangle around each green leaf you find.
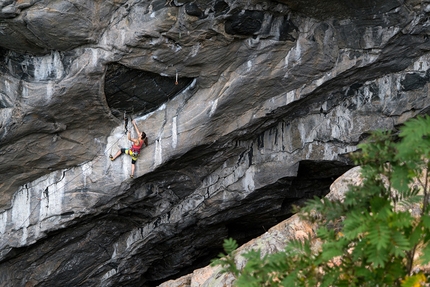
[318,270,338,287]
[355,265,372,278]
[343,210,369,239]
[367,220,391,250]
[370,197,391,220]
[316,226,335,240]
[419,243,430,265]
[210,238,240,276]
[422,214,430,229]
[281,270,300,287]
[223,237,238,253]
[408,225,423,246]
[390,231,410,257]
[365,245,389,267]
[391,164,413,194]
[390,211,413,229]
[235,273,261,287]
[285,238,311,257]
[320,240,344,261]
[351,239,367,262]
[397,115,430,162]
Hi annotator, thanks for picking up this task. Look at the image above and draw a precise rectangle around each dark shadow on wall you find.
[280,0,401,20]
[147,160,355,286]
[104,63,194,119]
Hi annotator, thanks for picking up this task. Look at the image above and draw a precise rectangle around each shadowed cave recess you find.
[150,160,354,285]
[105,63,194,118]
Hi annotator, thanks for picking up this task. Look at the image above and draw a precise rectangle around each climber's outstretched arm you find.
[127,131,140,145]
[132,120,140,135]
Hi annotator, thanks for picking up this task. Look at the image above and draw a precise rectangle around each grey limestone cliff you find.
[0,0,430,286]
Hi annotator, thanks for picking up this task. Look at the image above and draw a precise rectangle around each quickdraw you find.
[124,111,129,134]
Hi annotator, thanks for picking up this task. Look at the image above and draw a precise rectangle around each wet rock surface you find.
[0,0,430,286]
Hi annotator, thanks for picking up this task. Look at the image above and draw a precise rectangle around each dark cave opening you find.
[104,63,194,119]
[147,160,355,286]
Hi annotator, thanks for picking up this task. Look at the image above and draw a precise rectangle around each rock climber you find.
[110,119,148,178]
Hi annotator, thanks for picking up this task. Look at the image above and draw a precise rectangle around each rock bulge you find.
[0,0,430,286]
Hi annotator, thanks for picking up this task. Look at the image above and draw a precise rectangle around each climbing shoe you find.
[130,174,134,179]
[109,155,114,161]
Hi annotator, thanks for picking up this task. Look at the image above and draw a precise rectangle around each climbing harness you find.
[131,151,139,157]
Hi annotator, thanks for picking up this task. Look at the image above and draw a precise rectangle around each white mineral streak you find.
[208,98,218,117]
[101,268,117,281]
[0,187,31,247]
[155,138,163,166]
[0,165,101,249]
[10,188,31,231]
[91,48,98,66]
[33,51,64,81]
[414,55,430,71]
[242,166,256,192]
[0,212,5,236]
[5,79,10,92]
[46,81,54,100]
[189,43,200,58]
[81,161,93,187]
[172,116,177,149]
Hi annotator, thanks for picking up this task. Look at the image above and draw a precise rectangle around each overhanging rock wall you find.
[0,0,430,286]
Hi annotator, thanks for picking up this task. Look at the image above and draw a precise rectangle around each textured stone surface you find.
[158,166,361,287]
[0,0,430,286]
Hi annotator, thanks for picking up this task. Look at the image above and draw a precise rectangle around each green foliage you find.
[210,238,240,277]
[212,115,430,286]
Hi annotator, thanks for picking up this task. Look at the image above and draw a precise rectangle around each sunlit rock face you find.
[0,0,430,286]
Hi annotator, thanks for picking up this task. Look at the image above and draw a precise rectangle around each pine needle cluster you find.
[212,115,430,287]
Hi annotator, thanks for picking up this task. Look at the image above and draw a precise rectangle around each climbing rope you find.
[108,111,131,158]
